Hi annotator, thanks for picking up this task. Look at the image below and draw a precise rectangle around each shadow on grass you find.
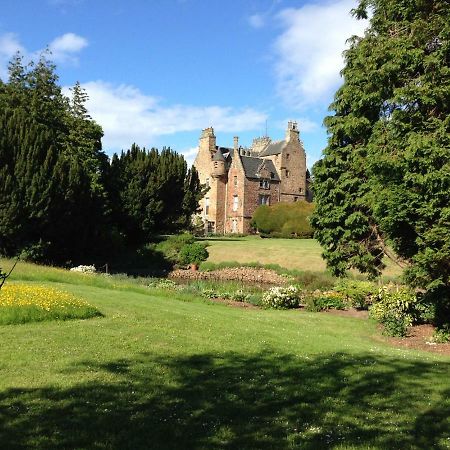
[0,351,449,449]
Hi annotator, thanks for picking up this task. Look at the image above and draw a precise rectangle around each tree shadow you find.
[0,351,449,449]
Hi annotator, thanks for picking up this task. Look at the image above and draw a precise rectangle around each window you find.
[205,197,209,215]
[205,178,210,188]
[259,179,270,189]
[232,219,238,233]
[270,172,275,179]
[299,187,303,193]
[294,196,298,202]
[259,194,270,205]
[207,221,215,233]
[285,169,290,178]
[233,196,239,211]
[234,176,238,187]
[286,153,290,160]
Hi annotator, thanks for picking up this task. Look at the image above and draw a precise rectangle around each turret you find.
[212,149,226,177]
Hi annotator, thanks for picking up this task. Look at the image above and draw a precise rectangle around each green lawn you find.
[0,262,448,449]
[204,236,403,278]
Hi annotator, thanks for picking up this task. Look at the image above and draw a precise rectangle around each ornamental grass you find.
[0,284,103,325]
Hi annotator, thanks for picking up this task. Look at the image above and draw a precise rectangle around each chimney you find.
[233,136,239,151]
[199,127,216,154]
[286,121,299,142]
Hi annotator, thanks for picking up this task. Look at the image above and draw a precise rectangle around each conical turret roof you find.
[212,149,226,161]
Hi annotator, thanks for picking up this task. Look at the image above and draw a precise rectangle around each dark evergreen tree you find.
[108,145,204,244]
[311,0,450,319]
[0,53,110,264]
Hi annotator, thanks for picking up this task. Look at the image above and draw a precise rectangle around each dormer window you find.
[259,179,270,189]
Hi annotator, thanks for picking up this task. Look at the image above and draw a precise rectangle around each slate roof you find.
[240,156,280,181]
[216,146,234,159]
[259,140,285,156]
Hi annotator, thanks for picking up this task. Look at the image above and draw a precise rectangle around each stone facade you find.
[193,121,311,234]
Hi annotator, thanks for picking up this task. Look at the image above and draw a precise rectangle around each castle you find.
[193,121,312,234]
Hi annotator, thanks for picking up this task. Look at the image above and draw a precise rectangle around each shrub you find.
[154,233,196,263]
[334,280,377,309]
[0,284,102,325]
[179,243,209,266]
[432,324,450,343]
[251,202,315,238]
[261,285,300,309]
[70,265,97,274]
[147,278,178,290]
[230,289,251,303]
[369,285,420,337]
[304,290,347,312]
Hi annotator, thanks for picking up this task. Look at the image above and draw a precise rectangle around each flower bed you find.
[0,284,102,324]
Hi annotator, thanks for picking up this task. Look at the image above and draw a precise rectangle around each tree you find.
[107,145,205,245]
[311,0,450,319]
[0,53,110,264]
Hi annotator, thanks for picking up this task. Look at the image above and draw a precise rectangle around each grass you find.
[0,261,449,449]
[203,236,404,279]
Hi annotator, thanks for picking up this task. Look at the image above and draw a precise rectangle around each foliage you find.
[334,279,377,309]
[179,243,209,266]
[0,53,109,264]
[0,53,205,266]
[251,202,315,238]
[261,285,301,309]
[432,324,450,343]
[70,265,97,274]
[311,0,450,317]
[369,285,422,336]
[0,283,102,324]
[107,146,205,244]
[304,290,347,312]
[154,233,196,263]
[146,278,179,290]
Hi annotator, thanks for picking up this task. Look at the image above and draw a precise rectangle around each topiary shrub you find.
[261,285,301,309]
[179,243,209,266]
[251,202,315,238]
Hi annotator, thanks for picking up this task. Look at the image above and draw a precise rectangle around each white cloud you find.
[0,31,88,78]
[273,0,368,109]
[248,14,265,29]
[0,33,25,80]
[180,146,199,165]
[70,81,267,152]
[48,33,88,64]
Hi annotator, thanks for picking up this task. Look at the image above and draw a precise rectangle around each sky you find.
[0,0,368,167]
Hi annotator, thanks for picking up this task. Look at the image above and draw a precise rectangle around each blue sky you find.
[0,0,367,167]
